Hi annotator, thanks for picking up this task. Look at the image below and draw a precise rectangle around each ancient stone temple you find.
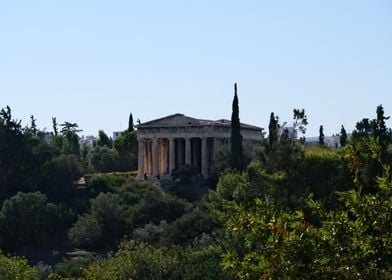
[136,113,263,178]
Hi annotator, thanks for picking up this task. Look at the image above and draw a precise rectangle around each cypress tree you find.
[319,125,325,145]
[340,125,347,147]
[268,112,278,149]
[372,105,390,146]
[231,83,243,171]
[30,115,37,135]
[128,113,134,132]
[52,117,58,136]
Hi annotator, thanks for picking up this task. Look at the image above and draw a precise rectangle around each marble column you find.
[201,137,208,178]
[169,138,175,175]
[212,138,218,160]
[137,139,145,178]
[145,141,151,175]
[185,138,191,165]
[152,138,159,176]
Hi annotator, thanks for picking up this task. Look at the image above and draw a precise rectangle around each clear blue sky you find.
[0,0,391,137]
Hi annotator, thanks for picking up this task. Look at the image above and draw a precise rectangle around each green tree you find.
[268,112,278,150]
[340,125,348,147]
[293,108,308,142]
[230,83,243,171]
[0,192,59,249]
[353,118,372,138]
[113,130,138,171]
[79,241,227,280]
[60,122,82,134]
[96,130,112,148]
[87,146,118,173]
[318,125,325,145]
[42,154,83,196]
[160,206,216,245]
[128,112,134,132]
[0,253,38,280]
[52,117,58,136]
[0,106,34,193]
[372,104,390,153]
[30,115,37,135]
[69,193,127,248]
[62,131,80,156]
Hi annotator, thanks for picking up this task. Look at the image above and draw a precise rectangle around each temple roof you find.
[136,113,262,131]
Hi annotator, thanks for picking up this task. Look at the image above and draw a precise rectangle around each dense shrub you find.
[0,192,60,249]
[69,193,127,249]
[0,252,38,280]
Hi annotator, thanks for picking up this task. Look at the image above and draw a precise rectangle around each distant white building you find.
[278,122,297,139]
[43,132,53,143]
[306,135,341,149]
[325,135,341,149]
[113,131,125,141]
[80,135,97,148]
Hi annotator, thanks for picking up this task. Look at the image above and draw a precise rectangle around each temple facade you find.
[136,113,263,178]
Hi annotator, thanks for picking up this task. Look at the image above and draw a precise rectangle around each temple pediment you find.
[137,113,202,127]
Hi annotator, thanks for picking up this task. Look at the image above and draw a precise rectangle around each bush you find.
[0,252,38,280]
[69,193,127,249]
[161,207,216,245]
[81,241,228,280]
[0,192,59,250]
[130,193,188,228]
[42,154,83,197]
[53,257,95,278]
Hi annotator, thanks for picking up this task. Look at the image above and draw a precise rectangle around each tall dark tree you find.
[30,115,37,135]
[340,125,348,147]
[372,105,390,146]
[60,122,82,134]
[96,130,112,148]
[128,113,134,132]
[353,118,372,138]
[268,112,278,149]
[231,83,243,171]
[52,117,58,136]
[319,125,325,145]
[293,108,308,142]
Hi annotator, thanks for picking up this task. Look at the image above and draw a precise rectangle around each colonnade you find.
[138,137,212,178]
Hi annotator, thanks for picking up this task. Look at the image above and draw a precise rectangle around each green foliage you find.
[113,130,138,171]
[268,112,278,149]
[80,240,227,280]
[130,193,188,229]
[86,146,118,173]
[340,125,348,146]
[96,130,112,148]
[53,257,95,278]
[42,154,83,197]
[0,192,59,249]
[353,118,372,138]
[300,147,351,207]
[62,131,80,156]
[0,252,38,280]
[208,160,281,223]
[69,193,127,248]
[128,112,134,132]
[0,106,34,193]
[160,206,216,245]
[230,83,243,171]
[318,125,325,145]
[132,220,168,243]
[170,165,201,201]
[222,168,392,279]
[52,117,58,136]
[292,108,308,142]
